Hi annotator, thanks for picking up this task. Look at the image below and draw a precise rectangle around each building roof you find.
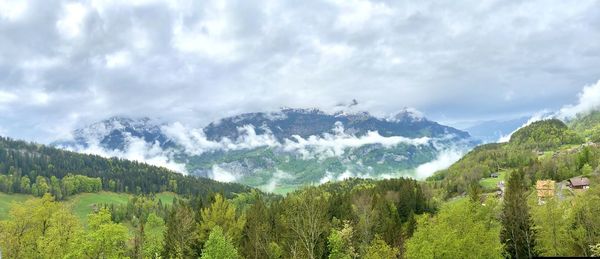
[568,177,590,187]
[536,180,555,198]
[536,180,555,190]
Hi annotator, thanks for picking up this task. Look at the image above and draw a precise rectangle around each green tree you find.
[19,176,30,193]
[0,194,62,258]
[362,236,399,259]
[35,176,49,196]
[82,208,129,258]
[281,187,330,259]
[581,163,594,176]
[327,221,357,259]
[163,202,198,258]
[569,187,600,256]
[352,191,376,247]
[531,198,572,256]
[198,194,246,247]
[501,169,537,258]
[37,209,84,258]
[241,193,271,259]
[201,226,240,259]
[405,199,503,259]
[143,213,166,258]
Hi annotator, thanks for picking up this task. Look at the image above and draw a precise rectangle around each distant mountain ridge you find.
[465,117,530,143]
[54,107,478,192]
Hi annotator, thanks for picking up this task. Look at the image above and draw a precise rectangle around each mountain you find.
[429,115,597,197]
[509,119,583,150]
[464,117,529,143]
[568,110,600,142]
[0,136,252,199]
[52,117,175,151]
[204,108,469,141]
[55,108,478,192]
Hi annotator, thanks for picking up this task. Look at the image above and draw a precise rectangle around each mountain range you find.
[53,107,478,193]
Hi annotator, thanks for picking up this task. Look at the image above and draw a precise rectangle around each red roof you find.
[568,177,590,187]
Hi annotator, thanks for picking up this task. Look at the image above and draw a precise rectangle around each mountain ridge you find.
[53,107,478,192]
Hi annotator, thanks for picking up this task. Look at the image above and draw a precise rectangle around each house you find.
[536,180,555,204]
[567,177,590,190]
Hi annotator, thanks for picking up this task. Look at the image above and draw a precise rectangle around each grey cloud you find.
[1,0,600,142]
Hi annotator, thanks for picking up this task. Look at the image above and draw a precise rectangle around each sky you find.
[1,0,600,143]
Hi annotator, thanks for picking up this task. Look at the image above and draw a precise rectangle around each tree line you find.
[0,136,252,199]
[0,177,432,258]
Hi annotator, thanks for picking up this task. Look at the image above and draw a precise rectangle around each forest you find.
[2,116,600,258]
[0,136,252,199]
[0,178,431,258]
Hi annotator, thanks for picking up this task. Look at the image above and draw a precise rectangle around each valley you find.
[54,108,478,193]
[2,107,600,258]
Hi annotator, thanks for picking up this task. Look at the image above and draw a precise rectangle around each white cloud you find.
[171,2,241,63]
[209,165,238,183]
[61,134,187,173]
[56,2,88,39]
[0,91,17,105]
[331,0,393,32]
[2,0,600,144]
[31,90,51,105]
[264,170,294,193]
[161,122,433,159]
[415,149,465,179]
[105,51,132,68]
[0,1,28,21]
[497,79,600,143]
[283,122,431,158]
[558,79,600,119]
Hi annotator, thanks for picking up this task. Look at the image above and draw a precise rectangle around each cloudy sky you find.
[1,0,600,143]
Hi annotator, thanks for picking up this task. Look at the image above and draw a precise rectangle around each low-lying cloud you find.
[63,133,188,173]
[498,79,600,143]
[162,122,432,159]
[558,79,600,120]
[208,165,238,183]
[64,120,464,183]
[415,148,466,179]
[264,170,295,193]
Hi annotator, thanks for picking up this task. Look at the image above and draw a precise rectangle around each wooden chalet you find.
[567,177,590,190]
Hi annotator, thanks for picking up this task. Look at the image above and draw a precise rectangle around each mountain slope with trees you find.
[0,136,252,200]
[55,108,477,192]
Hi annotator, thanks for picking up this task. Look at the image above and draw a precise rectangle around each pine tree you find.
[201,226,239,259]
[501,170,537,258]
[163,202,198,258]
[241,193,271,259]
[198,194,246,247]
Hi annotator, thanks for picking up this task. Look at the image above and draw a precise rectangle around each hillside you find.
[569,110,600,142]
[54,108,478,192]
[429,118,592,197]
[508,119,583,150]
[0,136,252,199]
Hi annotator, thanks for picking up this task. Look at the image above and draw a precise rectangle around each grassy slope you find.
[65,192,131,223]
[0,192,33,219]
[0,192,179,223]
[479,171,507,191]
